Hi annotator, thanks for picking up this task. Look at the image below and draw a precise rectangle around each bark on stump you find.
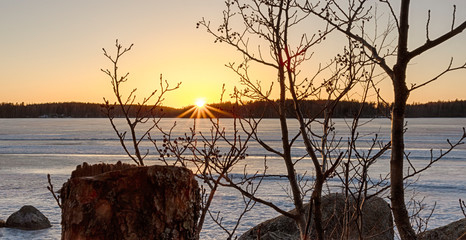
[60,162,200,240]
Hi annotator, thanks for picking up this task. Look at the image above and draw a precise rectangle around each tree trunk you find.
[275,3,307,234]
[390,1,417,239]
[310,177,324,240]
[390,78,416,240]
[60,162,200,240]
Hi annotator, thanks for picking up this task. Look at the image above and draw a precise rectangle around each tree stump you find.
[60,162,200,240]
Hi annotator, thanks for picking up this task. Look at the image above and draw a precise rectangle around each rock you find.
[60,163,200,240]
[418,218,466,240]
[239,193,394,240]
[5,205,51,230]
[0,218,5,228]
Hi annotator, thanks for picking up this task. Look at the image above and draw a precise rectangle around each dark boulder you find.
[239,193,394,240]
[0,218,5,228]
[418,218,466,240]
[6,205,51,230]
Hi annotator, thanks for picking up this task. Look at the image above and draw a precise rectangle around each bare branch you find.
[460,199,466,218]
[101,41,180,166]
[452,5,457,31]
[379,0,400,30]
[410,58,466,92]
[222,174,297,219]
[47,174,61,209]
[409,20,466,60]
[426,10,431,41]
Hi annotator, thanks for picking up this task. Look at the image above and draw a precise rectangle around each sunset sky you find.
[1,0,465,108]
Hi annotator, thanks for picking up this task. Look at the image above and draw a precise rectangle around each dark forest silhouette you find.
[1,100,465,118]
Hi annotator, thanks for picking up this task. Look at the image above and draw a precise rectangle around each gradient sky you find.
[1,1,465,108]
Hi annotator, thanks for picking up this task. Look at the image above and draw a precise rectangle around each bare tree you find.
[100,40,255,239]
[303,1,466,239]
[198,1,394,239]
[101,40,180,166]
[152,116,254,238]
[99,2,466,239]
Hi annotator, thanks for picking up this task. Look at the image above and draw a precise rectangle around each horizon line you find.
[1,98,466,110]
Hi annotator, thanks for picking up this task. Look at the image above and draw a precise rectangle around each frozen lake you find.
[0,118,465,239]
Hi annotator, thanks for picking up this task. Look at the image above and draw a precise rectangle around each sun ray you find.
[205,105,233,117]
[177,98,234,119]
[177,106,196,118]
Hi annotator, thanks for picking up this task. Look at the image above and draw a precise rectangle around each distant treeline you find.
[0,100,465,118]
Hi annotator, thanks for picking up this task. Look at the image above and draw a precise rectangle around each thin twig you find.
[47,174,61,209]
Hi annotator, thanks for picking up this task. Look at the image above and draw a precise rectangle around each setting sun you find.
[195,98,206,108]
[177,97,231,118]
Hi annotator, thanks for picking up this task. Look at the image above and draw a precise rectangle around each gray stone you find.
[418,218,466,240]
[239,193,394,240]
[6,205,51,230]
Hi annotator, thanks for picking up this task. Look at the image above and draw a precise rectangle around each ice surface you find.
[0,118,464,239]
